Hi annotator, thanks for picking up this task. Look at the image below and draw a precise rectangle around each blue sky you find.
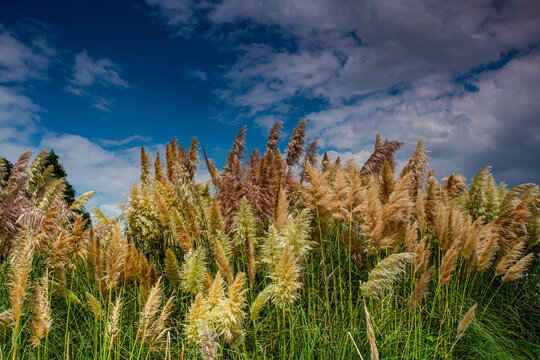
[1,0,540,215]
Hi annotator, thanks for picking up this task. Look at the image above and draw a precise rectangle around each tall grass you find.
[0,121,538,359]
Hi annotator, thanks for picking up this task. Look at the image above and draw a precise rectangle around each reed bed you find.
[0,121,538,359]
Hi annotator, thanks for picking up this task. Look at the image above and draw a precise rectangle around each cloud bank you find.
[146,0,540,184]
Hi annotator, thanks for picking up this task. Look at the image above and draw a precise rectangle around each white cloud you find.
[67,50,129,112]
[98,135,153,147]
[70,50,129,88]
[145,0,540,184]
[145,0,537,113]
[38,133,142,214]
[306,51,540,184]
[186,68,207,80]
[0,24,142,217]
[0,25,54,83]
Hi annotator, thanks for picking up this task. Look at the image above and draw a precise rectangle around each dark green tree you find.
[44,151,76,205]
[44,151,91,223]
[0,157,13,188]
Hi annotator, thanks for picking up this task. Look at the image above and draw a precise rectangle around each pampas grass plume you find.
[197,319,219,360]
[165,248,180,287]
[361,253,414,299]
[270,246,301,308]
[250,285,271,321]
[185,292,208,345]
[502,253,536,282]
[180,249,206,295]
[30,272,51,347]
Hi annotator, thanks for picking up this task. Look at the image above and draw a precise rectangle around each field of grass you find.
[0,120,539,359]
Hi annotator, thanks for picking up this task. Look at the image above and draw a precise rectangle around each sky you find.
[1,0,540,216]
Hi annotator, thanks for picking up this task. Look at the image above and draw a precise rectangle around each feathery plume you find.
[414,236,430,275]
[154,189,170,226]
[364,301,379,360]
[226,126,247,170]
[361,253,414,299]
[439,243,461,286]
[216,272,247,345]
[476,226,500,271]
[70,191,95,213]
[502,253,536,282]
[140,147,152,184]
[209,200,224,238]
[124,241,140,282]
[374,133,382,151]
[37,178,66,211]
[30,272,51,348]
[491,200,530,249]
[415,190,426,234]
[198,319,219,360]
[138,279,175,351]
[404,222,419,253]
[265,121,283,154]
[442,174,467,200]
[300,139,319,182]
[285,119,307,167]
[180,249,206,295]
[500,183,538,214]
[360,140,403,177]
[246,237,256,287]
[408,266,433,309]
[154,150,164,181]
[171,209,193,252]
[232,198,257,248]
[185,292,208,345]
[7,237,34,328]
[302,161,334,218]
[4,149,32,194]
[261,225,283,270]
[212,233,233,283]
[270,246,301,308]
[456,304,478,340]
[274,185,289,232]
[105,223,128,290]
[250,286,272,321]
[281,209,312,258]
[85,292,102,318]
[400,140,429,195]
[207,272,225,312]
[165,248,180,287]
[107,296,122,351]
[69,215,87,261]
[379,161,395,203]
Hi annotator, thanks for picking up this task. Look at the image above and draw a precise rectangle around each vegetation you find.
[0,121,538,359]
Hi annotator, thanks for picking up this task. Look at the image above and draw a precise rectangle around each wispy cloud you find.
[67,50,129,111]
[186,68,207,80]
[70,50,129,88]
[0,24,55,83]
[98,134,152,146]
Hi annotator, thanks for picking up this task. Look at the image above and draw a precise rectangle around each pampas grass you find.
[502,253,536,282]
[361,253,414,299]
[270,246,301,308]
[180,249,206,295]
[30,272,51,348]
[1,128,539,360]
[164,248,180,287]
[216,272,247,346]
